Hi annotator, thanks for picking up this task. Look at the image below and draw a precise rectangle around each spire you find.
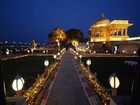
[101,13,105,18]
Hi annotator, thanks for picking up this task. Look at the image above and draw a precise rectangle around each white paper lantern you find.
[12,74,24,91]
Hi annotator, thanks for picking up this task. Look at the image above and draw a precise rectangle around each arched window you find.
[95,32,100,37]
[110,31,113,36]
[114,30,117,36]
[118,31,121,36]
[123,29,126,35]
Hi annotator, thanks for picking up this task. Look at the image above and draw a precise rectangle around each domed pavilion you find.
[89,14,133,42]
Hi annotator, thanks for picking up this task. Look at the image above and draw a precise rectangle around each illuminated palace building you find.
[88,14,140,54]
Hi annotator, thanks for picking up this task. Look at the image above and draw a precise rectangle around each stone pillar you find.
[116,30,119,36]
[121,29,124,36]
[125,28,128,35]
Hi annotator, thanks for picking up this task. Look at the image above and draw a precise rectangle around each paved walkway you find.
[47,52,90,105]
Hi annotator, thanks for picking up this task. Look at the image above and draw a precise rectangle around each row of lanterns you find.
[76,51,120,96]
[12,59,50,93]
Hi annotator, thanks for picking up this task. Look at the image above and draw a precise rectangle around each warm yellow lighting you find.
[53,55,57,59]
[71,39,79,46]
[79,55,82,58]
[76,52,79,55]
[94,24,108,27]
[90,16,133,42]
[57,52,60,56]
[103,41,106,44]
[126,37,140,41]
[133,51,136,54]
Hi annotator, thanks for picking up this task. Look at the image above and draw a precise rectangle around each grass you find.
[82,57,138,95]
[1,56,53,96]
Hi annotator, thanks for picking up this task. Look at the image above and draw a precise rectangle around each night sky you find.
[0,0,140,43]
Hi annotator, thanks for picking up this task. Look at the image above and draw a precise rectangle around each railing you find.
[80,63,111,105]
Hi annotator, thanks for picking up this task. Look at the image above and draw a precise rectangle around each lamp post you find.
[79,55,82,63]
[6,49,9,57]
[109,72,120,96]
[57,41,60,51]
[12,74,24,95]
[86,41,90,53]
[86,59,91,70]
[0,61,6,105]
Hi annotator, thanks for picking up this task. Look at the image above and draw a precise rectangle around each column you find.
[116,30,119,36]
[125,28,128,35]
[121,29,124,36]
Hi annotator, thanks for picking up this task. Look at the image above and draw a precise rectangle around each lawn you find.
[1,56,53,96]
[82,57,138,95]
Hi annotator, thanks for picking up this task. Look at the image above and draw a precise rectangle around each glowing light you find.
[79,55,82,58]
[12,74,24,91]
[31,49,34,53]
[57,52,60,56]
[103,42,106,44]
[43,50,46,53]
[76,52,79,55]
[86,59,91,66]
[53,55,57,59]
[44,59,49,67]
[27,50,30,53]
[94,24,108,27]
[114,46,118,51]
[6,51,9,55]
[133,51,136,54]
[127,37,140,41]
[109,73,120,89]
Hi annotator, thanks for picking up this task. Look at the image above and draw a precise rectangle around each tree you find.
[65,29,83,44]
[48,28,66,43]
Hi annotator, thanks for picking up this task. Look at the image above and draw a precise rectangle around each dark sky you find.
[0,0,140,43]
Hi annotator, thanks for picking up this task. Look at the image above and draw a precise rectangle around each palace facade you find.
[76,15,140,54]
[89,14,133,42]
